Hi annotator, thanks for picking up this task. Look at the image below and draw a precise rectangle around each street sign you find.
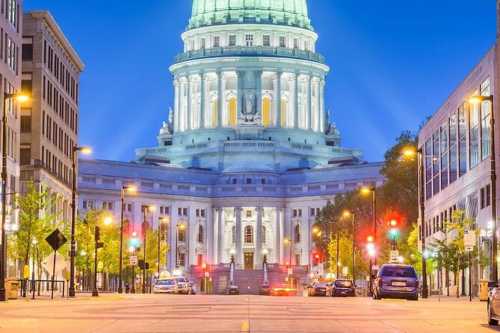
[45,229,67,251]
[390,250,400,263]
[464,231,476,252]
[129,256,138,266]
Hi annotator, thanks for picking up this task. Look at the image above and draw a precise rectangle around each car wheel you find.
[489,304,499,326]
[408,295,419,301]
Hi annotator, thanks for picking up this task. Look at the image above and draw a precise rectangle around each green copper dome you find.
[189,0,313,31]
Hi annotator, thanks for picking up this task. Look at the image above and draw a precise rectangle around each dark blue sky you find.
[24,0,496,162]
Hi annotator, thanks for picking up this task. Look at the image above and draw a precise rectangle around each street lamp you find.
[401,145,429,298]
[342,210,356,282]
[118,185,137,294]
[69,145,92,298]
[366,235,376,296]
[469,94,497,283]
[360,186,377,266]
[93,215,114,297]
[0,92,30,302]
[142,205,155,293]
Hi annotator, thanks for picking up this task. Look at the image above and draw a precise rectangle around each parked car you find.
[373,264,419,301]
[332,279,355,297]
[153,278,178,294]
[175,277,196,295]
[488,285,500,325]
[308,282,332,297]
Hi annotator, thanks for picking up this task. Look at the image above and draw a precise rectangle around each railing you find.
[175,46,326,64]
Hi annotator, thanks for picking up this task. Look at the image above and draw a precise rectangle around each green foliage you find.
[8,182,57,275]
[314,132,419,275]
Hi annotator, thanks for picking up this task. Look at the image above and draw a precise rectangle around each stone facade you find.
[20,11,84,224]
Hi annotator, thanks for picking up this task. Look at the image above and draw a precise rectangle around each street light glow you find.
[15,94,30,103]
[79,146,92,155]
[360,186,373,195]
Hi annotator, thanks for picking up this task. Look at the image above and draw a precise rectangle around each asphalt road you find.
[0,294,498,333]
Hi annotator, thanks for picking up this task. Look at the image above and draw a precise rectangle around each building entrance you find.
[244,252,254,270]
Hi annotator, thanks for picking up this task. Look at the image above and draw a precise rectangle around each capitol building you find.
[79,0,383,285]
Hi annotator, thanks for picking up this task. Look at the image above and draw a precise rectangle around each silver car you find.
[153,278,178,294]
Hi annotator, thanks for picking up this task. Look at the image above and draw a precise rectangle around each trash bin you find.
[480,280,490,302]
[6,279,19,300]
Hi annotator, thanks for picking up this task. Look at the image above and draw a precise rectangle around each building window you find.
[432,131,440,196]
[440,124,449,189]
[244,226,253,244]
[263,35,271,47]
[213,36,220,47]
[424,139,432,200]
[20,147,30,165]
[232,226,236,244]
[294,224,301,243]
[470,101,480,168]
[449,113,458,184]
[279,36,286,48]
[20,114,31,133]
[458,105,467,177]
[229,35,236,47]
[481,79,492,160]
[178,253,186,267]
[246,210,252,218]
[178,227,186,242]
[198,225,204,243]
[22,40,33,61]
[245,34,254,47]
[262,226,266,244]
[294,38,299,49]
[246,178,252,184]
[200,38,206,49]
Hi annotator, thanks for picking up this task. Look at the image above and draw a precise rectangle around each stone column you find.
[206,206,213,263]
[174,79,180,132]
[235,207,243,268]
[275,208,281,264]
[217,208,224,263]
[256,70,263,124]
[307,75,313,131]
[274,71,282,127]
[200,73,206,129]
[284,207,292,264]
[187,76,192,131]
[255,206,263,267]
[315,78,321,132]
[169,204,177,271]
[236,71,242,126]
[217,71,223,128]
[320,78,325,133]
[294,73,299,129]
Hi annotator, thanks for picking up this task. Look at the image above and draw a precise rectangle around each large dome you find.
[189,0,312,31]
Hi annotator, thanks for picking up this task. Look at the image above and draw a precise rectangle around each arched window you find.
[262,96,271,127]
[198,225,204,243]
[294,224,301,243]
[244,226,254,244]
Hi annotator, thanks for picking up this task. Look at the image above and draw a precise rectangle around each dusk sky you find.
[24,0,496,162]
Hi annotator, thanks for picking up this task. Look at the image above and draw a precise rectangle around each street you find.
[0,295,497,333]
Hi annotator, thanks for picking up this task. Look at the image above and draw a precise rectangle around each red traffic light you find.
[390,219,398,227]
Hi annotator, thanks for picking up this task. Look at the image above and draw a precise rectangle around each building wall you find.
[20,11,84,224]
[418,47,496,291]
[0,0,23,231]
[78,159,384,273]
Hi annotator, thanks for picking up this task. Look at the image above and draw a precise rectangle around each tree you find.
[10,183,56,277]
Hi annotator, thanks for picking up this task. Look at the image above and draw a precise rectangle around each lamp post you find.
[0,92,29,302]
[142,205,155,293]
[401,145,429,298]
[93,216,113,297]
[343,210,356,282]
[69,145,92,298]
[284,237,293,287]
[118,185,137,294]
[129,232,139,294]
[360,186,377,267]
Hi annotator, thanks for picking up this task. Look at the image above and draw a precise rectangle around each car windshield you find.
[176,278,188,283]
[380,266,417,278]
[156,279,175,286]
[316,283,329,287]
[335,280,353,288]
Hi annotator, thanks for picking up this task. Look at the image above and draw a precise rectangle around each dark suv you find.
[373,264,419,301]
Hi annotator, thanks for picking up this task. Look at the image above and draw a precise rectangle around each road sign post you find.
[45,229,68,300]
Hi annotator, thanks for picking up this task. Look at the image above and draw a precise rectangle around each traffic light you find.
[366,235,376,258]
[95,226,104,249]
